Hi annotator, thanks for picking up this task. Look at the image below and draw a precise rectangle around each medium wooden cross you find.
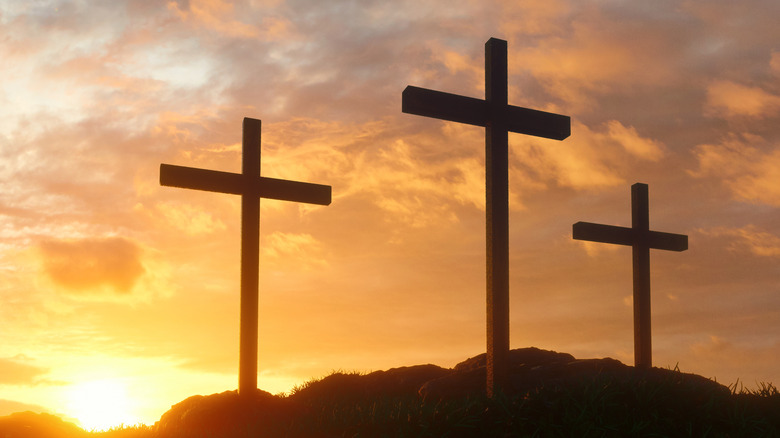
[402,37,571,396]
[160,117,331,395]
[572,183,687,368]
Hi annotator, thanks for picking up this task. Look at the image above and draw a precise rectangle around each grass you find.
[5,371,780,437]
[282,374,780,437]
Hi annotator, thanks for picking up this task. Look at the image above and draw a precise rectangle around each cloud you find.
[512,120,664,190]
[508,3,692,109]
[167,0,266,39]
[253,118,485,227]
[368,136,483,224]
[497,0,572,37]
[772,51,780,75]
[605,121,664,161]
[261,231,328,269]
[690,134,757,179]
[147,202,227,235]
[690,133,780,206]
[705,80,780,119]
[38,237,145,294]
[701,226,780,258]
[0,356,52,386]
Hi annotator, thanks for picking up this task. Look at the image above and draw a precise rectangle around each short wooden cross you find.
[402,37,570,396]
[572,183,687,368]
[160,117,331,395]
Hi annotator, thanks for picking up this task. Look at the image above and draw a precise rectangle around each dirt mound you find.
[153,347,733,435]
[288,364,450,402]
[154,389,295,437]
[420,348,730,401]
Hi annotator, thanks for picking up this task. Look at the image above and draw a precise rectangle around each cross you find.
[160,117,331,395]
[402,37,570,396]
[572,182,687,368]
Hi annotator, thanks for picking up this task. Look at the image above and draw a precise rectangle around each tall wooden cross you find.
[572,183,687,368]
[402,37,570,396]
[159,117,331,395]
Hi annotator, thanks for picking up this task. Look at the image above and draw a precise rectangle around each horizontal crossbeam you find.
[573,222,688,252]
[160,163,332,206]
[402,86,571,140]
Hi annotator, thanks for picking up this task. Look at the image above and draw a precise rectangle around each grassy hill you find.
[3,349,780,437]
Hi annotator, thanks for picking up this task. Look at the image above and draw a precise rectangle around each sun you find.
[66,379,140,431]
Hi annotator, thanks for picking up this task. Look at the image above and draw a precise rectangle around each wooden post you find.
[239,118,261,393]
[631,183,652,368]
[485,38,510,396]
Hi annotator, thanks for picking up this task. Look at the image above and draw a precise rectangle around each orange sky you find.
[2,0,780,430]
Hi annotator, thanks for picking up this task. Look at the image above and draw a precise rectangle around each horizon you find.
[2,0,779,431]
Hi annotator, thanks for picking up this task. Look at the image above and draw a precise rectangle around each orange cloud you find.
[0,356,53,386]
[498,0,571,37]
[369,137,475,226]
[261,232,328,269]
[772,51,780,75]
[39,237,145,294]
[510,9,680,109]
[167,0,289,39]
[150,202,227,235]
[701,226,780,258]
[259,118,485,227]
[706,80,780,118]
[516,42,634,108]
[511,120,664,190]
[606,120,664,161]
[691,133,780,206]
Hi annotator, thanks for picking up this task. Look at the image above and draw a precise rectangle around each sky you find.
[1,0,779,430]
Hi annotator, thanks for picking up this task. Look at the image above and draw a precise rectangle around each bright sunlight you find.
[66,379,140,431]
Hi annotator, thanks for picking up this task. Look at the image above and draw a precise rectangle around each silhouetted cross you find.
[573,183,687,368]
[402,37,570,396]
[160,117,331,395]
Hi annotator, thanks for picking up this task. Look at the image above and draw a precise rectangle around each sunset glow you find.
[66,379,138,431]
[1,0,779,430]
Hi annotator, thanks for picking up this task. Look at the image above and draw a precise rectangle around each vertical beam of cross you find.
[631,183,652,368]
[572,183,687,368]
[240,119,261,392]
[485,39,510,398]
[402,38,570,396]
[160,117,331,394]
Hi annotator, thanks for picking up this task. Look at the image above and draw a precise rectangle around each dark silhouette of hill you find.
[153,347,756,436]
[4,348,779,437]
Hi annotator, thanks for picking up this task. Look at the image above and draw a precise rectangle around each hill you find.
[150,347,780,436]
[3,348,780,437]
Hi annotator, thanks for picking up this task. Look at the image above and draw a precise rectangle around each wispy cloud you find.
[701,226,780,258]
[0,355,64,386]
[262,231,328,269]
[706,80,780,119]
[690,133,780,206]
